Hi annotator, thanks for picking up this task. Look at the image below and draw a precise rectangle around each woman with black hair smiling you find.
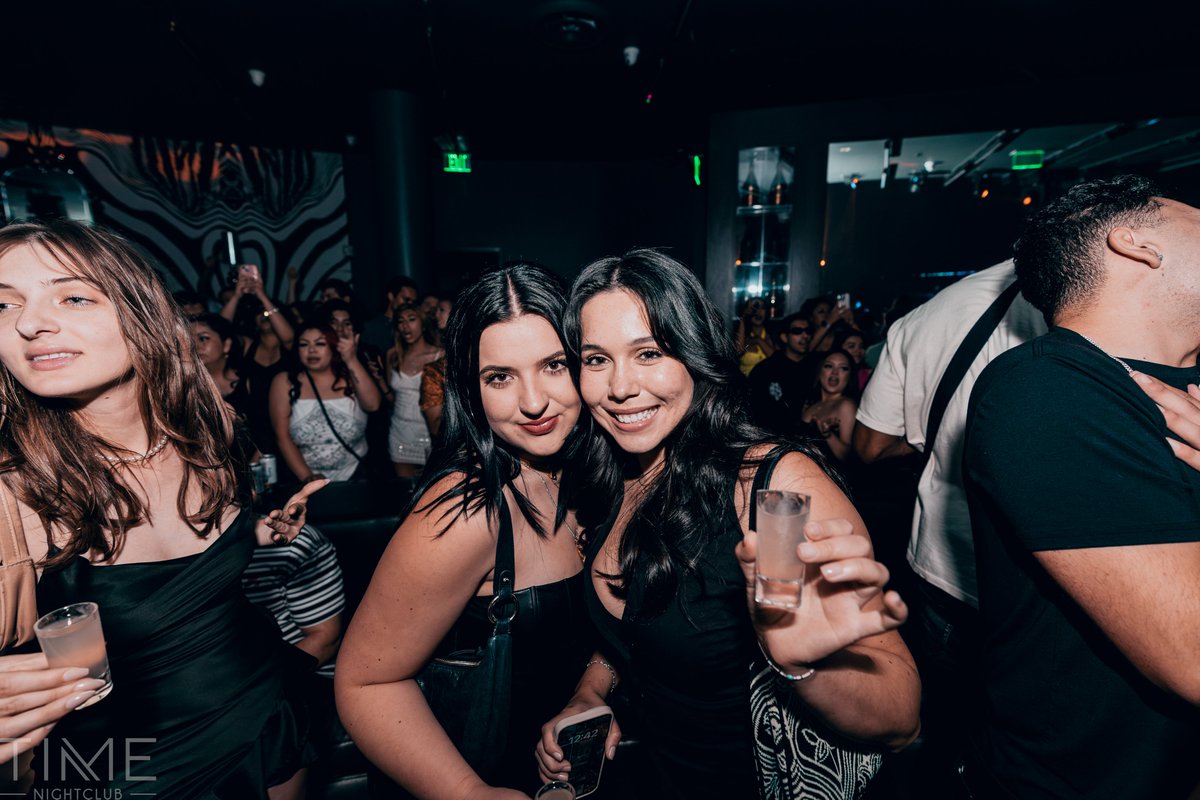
[537,250,919,798]
[336,262,593,798]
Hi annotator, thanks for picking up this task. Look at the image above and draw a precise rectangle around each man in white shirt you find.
[853,259,1045,793]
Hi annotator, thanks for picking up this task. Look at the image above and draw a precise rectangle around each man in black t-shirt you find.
[746,312,812,434]
[963,176,1200,799]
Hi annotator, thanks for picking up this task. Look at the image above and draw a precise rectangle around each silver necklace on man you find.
[1076,332,1134,375]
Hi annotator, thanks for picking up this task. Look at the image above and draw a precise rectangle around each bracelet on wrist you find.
[262,307,281,317]
[758,641,817,682]
[587,658,619,696]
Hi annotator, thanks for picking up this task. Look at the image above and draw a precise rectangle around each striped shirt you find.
[241,524,345,677]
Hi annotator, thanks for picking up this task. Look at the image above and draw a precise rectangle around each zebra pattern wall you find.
[0,119,351,305]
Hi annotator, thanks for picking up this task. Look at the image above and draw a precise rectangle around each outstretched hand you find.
[254,478,330,546]
[1132,371,1200,470]
[735,517,907,670]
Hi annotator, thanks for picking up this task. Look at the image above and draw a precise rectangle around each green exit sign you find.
[1011,149,1045,171]
[443,153,472,173]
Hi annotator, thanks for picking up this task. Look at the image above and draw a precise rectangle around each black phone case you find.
[556,713,611,797]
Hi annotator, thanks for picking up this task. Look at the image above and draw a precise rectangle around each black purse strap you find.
[486,497,517,637]
[920,280,1021,472]
[747,445,792,532]
[303,369,363,463]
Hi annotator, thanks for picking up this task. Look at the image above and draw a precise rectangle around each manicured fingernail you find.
[798,543,818,559]
[66,691,96,709]
[62,668,89,681]
[558,773,569,781]
[1131,371,1150,384]
[73,679,106,692]
[551,752,561,761]
[821,563,843,578]
[608,746,617,759]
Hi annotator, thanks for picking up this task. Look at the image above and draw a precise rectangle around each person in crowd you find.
[362,275,419,354]
[961,175,1200,799]
[385,302,444,477]
[800,349,858,464]
[805,294,858,354]
[270,324,382,484]
[191,312,252,418]
[833,329,872,391]
[733,296,774,376]
[0,219,326,797]
[434,297,453,339]
[172,288,206,318]
[419,293,440,320]
[317,278,353,305]
[220,265,294,349]
[336,262,593,798]
[852,259,1045,795]
[420,356,447,439]
[321,299,391,478]
[242,523,345,675]
[746,311,813,434]
[537,249,919,797]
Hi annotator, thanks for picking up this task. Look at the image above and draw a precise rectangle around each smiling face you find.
[190,321,231,368]
[819,351,852,395]
[580,290,694,471]
[298,327,333,371]
[0,243,134,404]
[477,314,580,460]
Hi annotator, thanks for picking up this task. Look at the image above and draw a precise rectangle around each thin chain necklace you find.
[522,464,585,562]
[99,434,170,466]
[1076,332,1134,375]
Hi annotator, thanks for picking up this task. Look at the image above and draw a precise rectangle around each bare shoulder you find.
[381,472,498,578]
[734,444,855,524]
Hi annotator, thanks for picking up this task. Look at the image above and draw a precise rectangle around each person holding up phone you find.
[336,263,595,798]
[536,250,919,798]
[221,262,295,351]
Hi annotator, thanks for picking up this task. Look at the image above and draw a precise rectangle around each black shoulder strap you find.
[747,445,791,532]
[303,369,363,462]
[488,498,517,636]
[920,280,1021,471]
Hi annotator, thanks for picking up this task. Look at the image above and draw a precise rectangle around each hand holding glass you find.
[34,602,113,708]
[754,490,811,608]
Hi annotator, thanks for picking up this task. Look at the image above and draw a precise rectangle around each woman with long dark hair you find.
[800,349,859,464]
[269,323,381,483]
[536,250,919,798]
[336,262,593,798]
[0,220,325,797]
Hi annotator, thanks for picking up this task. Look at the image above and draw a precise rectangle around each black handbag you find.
[748,445,883,800]
[413,500,517,780]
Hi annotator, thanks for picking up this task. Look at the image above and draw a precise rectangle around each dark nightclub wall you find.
[429,155,705,292]
[0,119,351,303]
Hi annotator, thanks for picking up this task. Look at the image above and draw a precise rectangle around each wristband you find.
[587,658,619,696]
[759,641,817,682]
[262,307,281,317]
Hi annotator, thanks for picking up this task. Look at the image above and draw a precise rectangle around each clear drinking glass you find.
[535,781,576,800]
[34,602,113,707]
[754,489,812,608]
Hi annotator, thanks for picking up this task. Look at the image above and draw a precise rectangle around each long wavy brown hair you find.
[0,220,240,570]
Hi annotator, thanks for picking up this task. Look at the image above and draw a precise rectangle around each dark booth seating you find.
[290,478,414,800]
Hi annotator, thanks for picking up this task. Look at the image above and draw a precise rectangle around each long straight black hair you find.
[411,261,587,536]
[566,249,840,617]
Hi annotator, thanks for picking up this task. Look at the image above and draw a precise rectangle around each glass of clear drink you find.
[34,602,113,707]
[535,781,576,800]
[754,489,811,608]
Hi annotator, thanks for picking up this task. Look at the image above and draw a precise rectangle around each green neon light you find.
[1010,149,1044,171]
[443,153,472,173]
[693,155,702,186]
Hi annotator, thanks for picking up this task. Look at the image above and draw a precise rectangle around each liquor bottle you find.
[741,155,760,207]
[769,160,789,205]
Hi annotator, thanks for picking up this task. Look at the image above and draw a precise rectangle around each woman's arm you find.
[338,334,382,413]
[285,266,299,306]
[734,450,920,750]
[334,479,525,800]
[269,372,316,483]
[820,399,857,463]
[534,652,624,784]
[249,274,294,349]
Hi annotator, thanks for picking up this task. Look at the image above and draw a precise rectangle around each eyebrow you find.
[581,335,657,352]
[0,276,86,290]
[478,350,567,376]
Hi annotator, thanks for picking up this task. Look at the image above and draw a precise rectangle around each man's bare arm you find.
[853,420,915,464]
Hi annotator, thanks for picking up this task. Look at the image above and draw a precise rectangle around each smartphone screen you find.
[555,711,612,798]
[836,292,850,310]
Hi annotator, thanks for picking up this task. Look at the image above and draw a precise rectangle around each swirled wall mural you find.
[0,119,351,304]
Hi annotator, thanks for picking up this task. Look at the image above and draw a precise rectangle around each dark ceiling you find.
[3,1,1196,159]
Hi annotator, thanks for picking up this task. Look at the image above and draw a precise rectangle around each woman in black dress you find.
[537,250,919,799]
[336,262,593,798]
[0,219,326,798]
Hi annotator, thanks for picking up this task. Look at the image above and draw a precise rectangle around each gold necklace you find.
[522,464,584,562]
